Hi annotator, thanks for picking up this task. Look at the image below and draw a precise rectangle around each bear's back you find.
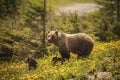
[66,33,94,43]
[65,33,94,54]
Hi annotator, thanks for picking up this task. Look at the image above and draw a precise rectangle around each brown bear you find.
[24,57,38,70]
[47,30,94,61]
[52,56,64,64]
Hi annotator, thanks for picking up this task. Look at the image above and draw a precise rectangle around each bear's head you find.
[47,31,58,44]
[24,57,30,63]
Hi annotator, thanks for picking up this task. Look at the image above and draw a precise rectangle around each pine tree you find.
[95,0,120,41]
[0,0,23,19]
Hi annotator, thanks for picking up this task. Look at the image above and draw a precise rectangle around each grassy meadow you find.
[0,40,120,80]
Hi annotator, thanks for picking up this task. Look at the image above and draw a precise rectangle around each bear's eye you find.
[47,35,50,38]
[51,35,54,39]
[47,35,54,39]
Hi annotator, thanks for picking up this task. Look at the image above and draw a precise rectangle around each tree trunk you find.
[117,0,120,21]
[42,0,46,51]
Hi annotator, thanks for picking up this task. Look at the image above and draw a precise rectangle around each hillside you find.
[0,0,120,80]
[29,0,95,9]
[0,40,120,79]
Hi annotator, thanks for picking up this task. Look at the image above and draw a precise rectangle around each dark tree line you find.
[0,0,24,19]
[95,0,120,41]
[0,0,48,61]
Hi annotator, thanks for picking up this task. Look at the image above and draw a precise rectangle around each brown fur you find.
[47,31,94,61]
[25,57,38,70]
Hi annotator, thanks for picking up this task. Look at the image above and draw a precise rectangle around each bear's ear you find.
[48,31,50,33]
[55,30,58,35]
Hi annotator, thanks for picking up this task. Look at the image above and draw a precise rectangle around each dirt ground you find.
[55,3,99,16]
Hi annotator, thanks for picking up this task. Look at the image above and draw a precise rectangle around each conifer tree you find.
[0,0,23,19]
[95,0,120,41]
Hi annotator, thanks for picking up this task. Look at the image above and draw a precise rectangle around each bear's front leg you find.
[59,49,70,63]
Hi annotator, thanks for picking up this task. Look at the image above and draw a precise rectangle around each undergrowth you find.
[0,40,120,80]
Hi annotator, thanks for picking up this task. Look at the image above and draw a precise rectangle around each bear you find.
[47,30,94,61]
[52,56,64,65]
[24,57,38,70]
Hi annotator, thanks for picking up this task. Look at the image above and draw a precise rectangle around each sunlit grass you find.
[0,40,120,79]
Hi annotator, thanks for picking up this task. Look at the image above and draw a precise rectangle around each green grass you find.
[0,40,120,79]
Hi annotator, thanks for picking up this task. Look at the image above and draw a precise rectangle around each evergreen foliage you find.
[0,0,24,19]
[0,0,48,60]
[95,0,120,41]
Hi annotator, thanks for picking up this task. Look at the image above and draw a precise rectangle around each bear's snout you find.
[47,38,53,43]
[47,36,51,42]
[48,39,51,43]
